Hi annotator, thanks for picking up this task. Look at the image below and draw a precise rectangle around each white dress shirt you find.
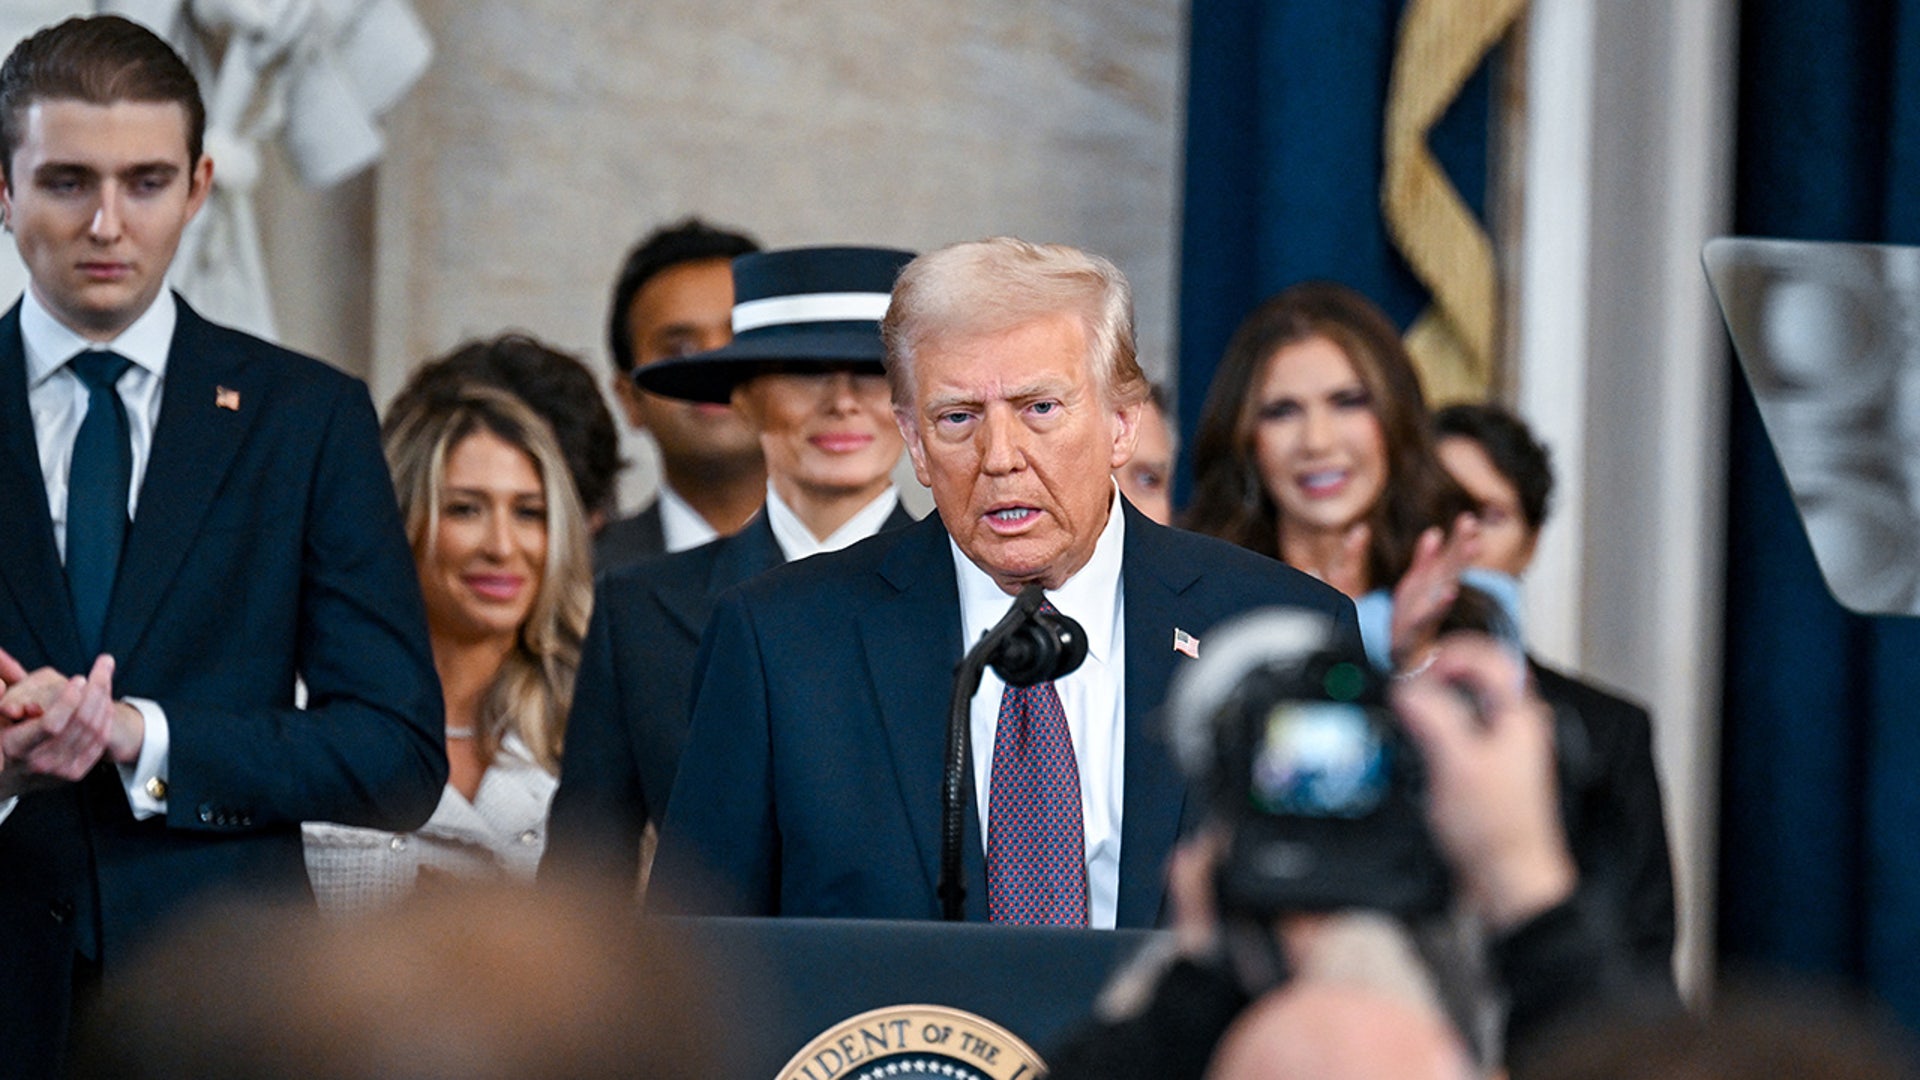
[2,288,177,827]
[765,483,901,563]
[656,482,721,554]
[953,487,1128,928]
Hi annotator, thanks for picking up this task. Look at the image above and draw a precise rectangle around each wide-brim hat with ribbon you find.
[632,244,917,403]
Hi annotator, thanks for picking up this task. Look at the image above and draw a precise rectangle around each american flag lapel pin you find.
[1173,627,1199,659]
[215,386,240,411]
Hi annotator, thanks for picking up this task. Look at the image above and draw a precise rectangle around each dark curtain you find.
[1175,0,1492,495]
[1180,0,1920,1035]
[1722,0,1920,1033]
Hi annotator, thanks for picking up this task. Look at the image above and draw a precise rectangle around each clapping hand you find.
[0,647,119,801]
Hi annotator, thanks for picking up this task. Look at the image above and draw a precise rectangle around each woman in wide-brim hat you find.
[542,245,920,895]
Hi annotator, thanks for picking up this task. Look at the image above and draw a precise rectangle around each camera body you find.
[1204,647,1452,920]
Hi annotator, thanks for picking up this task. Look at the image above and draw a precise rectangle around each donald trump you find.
[654,238,1358,927]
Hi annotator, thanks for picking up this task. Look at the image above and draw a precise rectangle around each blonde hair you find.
[881,237,1148,410]
[382,385,592,772]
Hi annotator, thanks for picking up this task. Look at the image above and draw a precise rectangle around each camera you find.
[1167,610,1451,920]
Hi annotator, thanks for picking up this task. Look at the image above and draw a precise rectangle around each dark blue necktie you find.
[65,351,134,657]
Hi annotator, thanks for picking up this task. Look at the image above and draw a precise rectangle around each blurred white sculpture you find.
[0,3,94,306]
[106,0,432,339]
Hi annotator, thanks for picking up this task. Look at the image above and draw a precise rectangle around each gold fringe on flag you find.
[1381,0,1527,403]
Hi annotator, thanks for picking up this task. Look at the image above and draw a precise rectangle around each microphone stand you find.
[937,582,1087,921]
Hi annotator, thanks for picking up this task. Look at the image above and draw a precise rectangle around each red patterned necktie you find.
[985,608,1089,926]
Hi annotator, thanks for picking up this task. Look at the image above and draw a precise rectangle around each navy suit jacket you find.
[0,298,445,1076]
[652,501,1360,927]
[544,504,916,886]
[592,501,667,576]
[1532,660,1676,975]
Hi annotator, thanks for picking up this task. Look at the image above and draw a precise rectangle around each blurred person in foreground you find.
[1047,634,1678,1079]
[596,217,766,572]
[400,333,623,541]
[71,880,719,1079]
[0,17,441,1074]
[543,245,918,892]
[1520,982,1918,1080]
[1434,401,1675,973]
[652,237,1357,926]
[1115,381,1177,525]
[303,384,591,914]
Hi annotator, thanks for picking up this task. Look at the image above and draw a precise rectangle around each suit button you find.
[198,805,215,824]
[49,900,73,924]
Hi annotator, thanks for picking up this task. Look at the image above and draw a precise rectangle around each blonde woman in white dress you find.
[304,379,591,915]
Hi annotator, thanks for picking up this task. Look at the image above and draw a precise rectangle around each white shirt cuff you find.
[115,697,169,820]
[0,796,14,827]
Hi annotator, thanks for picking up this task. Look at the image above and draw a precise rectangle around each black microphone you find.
[989,592,1089,687]
[937,583,1090,920]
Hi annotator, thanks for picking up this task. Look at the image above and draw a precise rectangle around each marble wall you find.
[360,0,1186,513]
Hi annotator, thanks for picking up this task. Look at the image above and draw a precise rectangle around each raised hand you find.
[1391,634,1574,930]
[1388,512,1481,670]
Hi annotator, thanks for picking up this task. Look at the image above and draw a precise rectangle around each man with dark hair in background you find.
[596,217,766,572]
[1115,381,1176,525]
[0,17,443,1076]
[1433,401,1675,976]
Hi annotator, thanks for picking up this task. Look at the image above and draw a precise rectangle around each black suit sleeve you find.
[162,379,444,833]
[1539,667,1677,975]
[652,590,780,915]
[542,588,649,886]
[1586,696,1676,970]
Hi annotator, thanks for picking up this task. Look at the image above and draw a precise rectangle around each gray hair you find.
[881,237,1147,409]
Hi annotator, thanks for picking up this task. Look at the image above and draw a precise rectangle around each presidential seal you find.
[776,1004,1047,1080]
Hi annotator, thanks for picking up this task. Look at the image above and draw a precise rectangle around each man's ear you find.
[1108,399,1143,470]
[183,153,214,220]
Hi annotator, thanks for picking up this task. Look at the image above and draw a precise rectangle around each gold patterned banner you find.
[1381,0,1528,403]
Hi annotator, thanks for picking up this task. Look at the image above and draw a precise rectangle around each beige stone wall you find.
[360,0,1185,513]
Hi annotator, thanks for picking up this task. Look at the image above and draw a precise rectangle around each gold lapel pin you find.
[215,386,240,411]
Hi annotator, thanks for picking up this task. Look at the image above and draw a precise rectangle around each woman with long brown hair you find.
[1186,281,1495,667]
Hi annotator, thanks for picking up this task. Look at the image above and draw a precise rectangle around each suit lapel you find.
[1116,505,1199,926]
[104,301,261,665]
[655,515,782,642]
[662,499,916,643]
[857,516,983,917]
[0,302,86,668]
[882,501,918,532]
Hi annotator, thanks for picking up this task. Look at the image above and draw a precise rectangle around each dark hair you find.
[0,15,206,184]
[392,334,624,518]
[605,217,759,375]
[1433,402,1554,532]
[1185,281,1473,590]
